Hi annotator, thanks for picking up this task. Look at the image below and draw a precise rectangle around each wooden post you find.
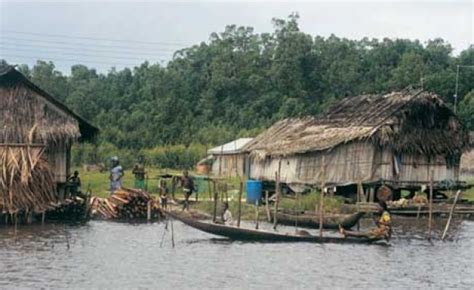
[273,159,282,230]
[170,218,175,248]
[319,156,325,238]
[195,181,199,202]
[237,180,243,227]
[171,176,177,201]
[428,170,434,241]
[207,176,212,200]
[441,190,462,241]
[295,191,299,229]
[356,180,361,231]
[255,200,259,229]
[265,191,271,222]
[213,188,218,223]
[147,200,152,221]
[225,183,228,202]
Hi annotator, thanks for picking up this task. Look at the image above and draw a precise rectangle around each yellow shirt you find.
[379,211,391,225]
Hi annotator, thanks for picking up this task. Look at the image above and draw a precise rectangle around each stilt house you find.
[0,66,98,214]
[243,90,470,196]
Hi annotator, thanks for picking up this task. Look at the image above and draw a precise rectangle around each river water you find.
[1,217,473,289]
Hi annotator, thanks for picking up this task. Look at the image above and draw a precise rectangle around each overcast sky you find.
[1,0,472,73]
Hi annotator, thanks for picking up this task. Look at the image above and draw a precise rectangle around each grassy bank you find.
[78,167,344,218]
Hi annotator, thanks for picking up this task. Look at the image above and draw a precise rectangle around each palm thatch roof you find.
[0,66,98,144]
[244,90,470,157]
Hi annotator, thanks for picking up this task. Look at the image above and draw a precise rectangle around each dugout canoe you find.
[271,210,365,230]
[167,211,382,244]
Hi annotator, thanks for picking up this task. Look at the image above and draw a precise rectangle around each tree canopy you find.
[2,14,473,161]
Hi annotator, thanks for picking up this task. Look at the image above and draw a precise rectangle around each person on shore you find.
[181,170,195,211]
[132,156,146,190]
[110,156,124,194]
[67,170,81,197]
[340,200,392,241]
[222,202,233,225]
[160,181,169,210]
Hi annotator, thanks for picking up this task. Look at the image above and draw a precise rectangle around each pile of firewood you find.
[42,196,91,221]
[91,188,162,220]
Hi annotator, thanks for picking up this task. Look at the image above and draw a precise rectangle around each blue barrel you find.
[246,180,262,204]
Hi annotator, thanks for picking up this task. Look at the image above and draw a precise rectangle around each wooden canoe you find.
[271,210,365,230]
[167,211,382,244]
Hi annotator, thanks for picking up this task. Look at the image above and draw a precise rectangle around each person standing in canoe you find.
[340,200,392,241]
[181,170,195,211]
[132,156,146,190]
[110,156,124,194]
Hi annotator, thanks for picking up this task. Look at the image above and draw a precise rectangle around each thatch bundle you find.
[0,146,57,214]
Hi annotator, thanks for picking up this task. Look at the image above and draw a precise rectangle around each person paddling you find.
[340,200,392,241]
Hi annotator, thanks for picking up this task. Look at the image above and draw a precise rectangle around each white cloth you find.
[223,209,233,225]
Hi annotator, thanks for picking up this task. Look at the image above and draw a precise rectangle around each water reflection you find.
[0,218,473,288]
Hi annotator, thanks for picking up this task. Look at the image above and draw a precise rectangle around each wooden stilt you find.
[273,159,282,230]
[357,180,361,231]
[213,188,218,223]
[441,190,462,241]
[295,191,299,230]
[265,191,271,222]
[319,156,325,238]
[428,170,434,241]
[255,200,259,229]
[237,180,243,227]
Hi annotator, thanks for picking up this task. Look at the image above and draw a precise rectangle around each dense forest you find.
[2,15,473,168]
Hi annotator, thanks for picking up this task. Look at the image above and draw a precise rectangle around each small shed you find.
[0,66,98,214]
[208,138,253,177]
[243,90,470,194]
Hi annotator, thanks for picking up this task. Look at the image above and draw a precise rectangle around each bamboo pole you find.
[265,191,271,222]
[428,170,434,241]
[170,218,175,248]
[273,159,282,230]
[319,156,325,238]
[237,180,243,227]
[441,190,462,241]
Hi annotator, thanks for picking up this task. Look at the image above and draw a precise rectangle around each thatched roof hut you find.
[244,90,470,190]
[0,66,98,214]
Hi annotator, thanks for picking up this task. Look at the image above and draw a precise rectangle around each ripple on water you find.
[0,219,473,288]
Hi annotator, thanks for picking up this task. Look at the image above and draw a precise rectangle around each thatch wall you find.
[0,85,81,144]
[212,153,247,177]
[249,141,459,186]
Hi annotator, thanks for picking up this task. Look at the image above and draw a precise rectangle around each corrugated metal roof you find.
[208,138,253,155]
